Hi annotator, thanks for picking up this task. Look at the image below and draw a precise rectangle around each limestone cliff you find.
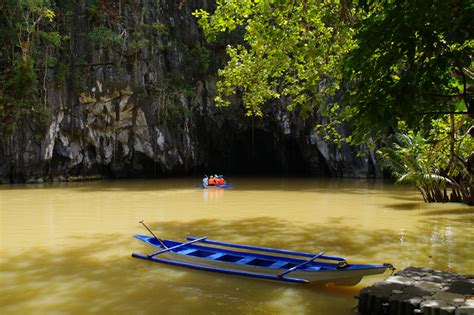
[0,0,378,183]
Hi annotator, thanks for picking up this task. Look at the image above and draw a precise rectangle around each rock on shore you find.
[358,266,474,315]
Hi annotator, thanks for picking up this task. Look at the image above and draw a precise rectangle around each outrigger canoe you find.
[131,234,393,285]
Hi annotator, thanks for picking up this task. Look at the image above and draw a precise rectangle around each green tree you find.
[379,118,473,204]
[345,0,473,143]
[346,0,473,204]
[193,0,357,118]
[0,0,57,137]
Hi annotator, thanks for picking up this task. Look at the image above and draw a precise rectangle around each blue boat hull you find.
[132,234,391,285]
[194,184,235,189]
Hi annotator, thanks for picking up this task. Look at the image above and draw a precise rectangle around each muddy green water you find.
[0,178,472,314]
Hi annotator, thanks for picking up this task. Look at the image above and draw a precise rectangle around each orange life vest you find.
[209,178,216,185]
[219,178,224,185]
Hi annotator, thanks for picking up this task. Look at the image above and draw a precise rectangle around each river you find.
[0,178,472,314]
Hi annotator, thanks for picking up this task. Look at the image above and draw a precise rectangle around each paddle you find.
[139,220,168,249]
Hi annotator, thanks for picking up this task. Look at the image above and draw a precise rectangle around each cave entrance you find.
[227,129,309,175]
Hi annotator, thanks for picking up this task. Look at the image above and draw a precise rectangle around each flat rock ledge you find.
[23,175,105,184]
[358,266,474,315]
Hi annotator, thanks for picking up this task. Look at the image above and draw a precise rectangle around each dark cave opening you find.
[223,129,310,175]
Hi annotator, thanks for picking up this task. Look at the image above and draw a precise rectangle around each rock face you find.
[0,0,379,183]
[358,267,474,315]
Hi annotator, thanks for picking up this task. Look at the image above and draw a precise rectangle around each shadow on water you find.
[420,208,474,216]
[383,202,422,211]
[386,195,425,202]
[140,218,402,259]
[0,217,409,315]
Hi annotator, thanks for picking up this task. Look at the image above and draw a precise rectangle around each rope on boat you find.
[383,263,396,275]
[337,261,350,269]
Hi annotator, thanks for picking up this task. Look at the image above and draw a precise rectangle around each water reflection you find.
[0,177,472,314]
[202,187,225,202]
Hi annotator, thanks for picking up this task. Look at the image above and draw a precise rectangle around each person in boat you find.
[218,175,225,185]
[208,175,215,186]
[202,175,208,187]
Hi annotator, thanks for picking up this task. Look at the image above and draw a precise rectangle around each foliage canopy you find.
[194,0,357,118]
[346,0,473,142]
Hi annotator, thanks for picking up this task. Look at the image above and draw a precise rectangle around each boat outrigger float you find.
[132,227,394,285]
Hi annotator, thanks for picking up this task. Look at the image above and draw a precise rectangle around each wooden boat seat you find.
[236,257,255,265]
[178,249,197,255]
[306,266,322,271]
[269,261,290,269]
[207,253,225,260]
